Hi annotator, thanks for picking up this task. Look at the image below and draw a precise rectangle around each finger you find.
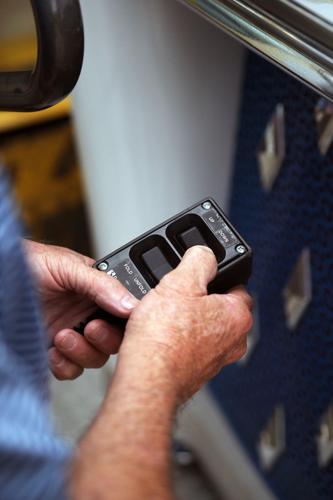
[84,319,123,355]
[48,347,83,380]
[159,246,217,296]
[68,263,139,318]
[206,292,253,334]
[225,287,254,311]
[54,329,109,368]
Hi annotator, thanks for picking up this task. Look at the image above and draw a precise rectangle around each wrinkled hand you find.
[24,241,138,380]
[121,246,253,403]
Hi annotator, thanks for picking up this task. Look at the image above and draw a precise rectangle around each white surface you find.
[73,0,244,257]
[0,0,35,42]
[178,388,277,500]
[294,1,333,23]
[51,367,109,443]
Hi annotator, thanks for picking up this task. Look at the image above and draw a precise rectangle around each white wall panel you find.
[73,0,244,256]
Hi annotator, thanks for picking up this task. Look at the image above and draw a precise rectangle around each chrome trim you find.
[294,1,333,25]
[180,0,333,100]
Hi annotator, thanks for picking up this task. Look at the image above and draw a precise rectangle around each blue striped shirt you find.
[0,167,70,499]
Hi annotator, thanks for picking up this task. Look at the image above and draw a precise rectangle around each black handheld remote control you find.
[75,198,252,334]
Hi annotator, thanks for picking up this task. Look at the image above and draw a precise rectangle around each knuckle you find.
[224,296,253,333]
[156,275,185,298]
[158,272,174,289]
[93,267,123,298]
[238,309,253,334]
[91,355,109,368]
[246,292,254,311]
[237,341,248,359]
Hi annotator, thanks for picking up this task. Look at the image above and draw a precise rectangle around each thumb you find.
[159,246,217,297]
[69,263,139,317]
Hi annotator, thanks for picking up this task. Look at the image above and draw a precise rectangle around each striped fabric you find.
[0,167,70,499]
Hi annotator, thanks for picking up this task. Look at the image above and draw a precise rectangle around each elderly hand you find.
[24,240,138,380]
[120,246,253,403]
[69,245,252,499]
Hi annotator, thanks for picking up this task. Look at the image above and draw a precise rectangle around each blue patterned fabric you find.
[0,167,70,499]
[209,52,333,500]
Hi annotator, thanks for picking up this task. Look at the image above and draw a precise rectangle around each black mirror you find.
[0,0,84,112]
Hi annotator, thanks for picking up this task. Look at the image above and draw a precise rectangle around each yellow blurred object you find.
[0,99,72,133]
[2,120,81,222]
[0,33,86,251]
[0,34,71,131]
[0,118,91,253]
[0,35,37,70]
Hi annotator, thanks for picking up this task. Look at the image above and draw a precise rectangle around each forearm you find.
[70,345,178,500]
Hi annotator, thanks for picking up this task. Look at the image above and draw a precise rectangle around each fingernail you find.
[58,332,77,350]
[197,245,214,254]
[121,294,138,310]
[186,245,214,255]
[86,324,109,343]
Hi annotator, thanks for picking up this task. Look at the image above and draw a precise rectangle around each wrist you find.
[112,341,179,410]
[72,346,177,499]
[72,344,176,500]
[118,332,195,405]
[76,342,178,483]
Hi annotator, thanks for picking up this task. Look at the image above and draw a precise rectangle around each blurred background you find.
[1,1,333,500]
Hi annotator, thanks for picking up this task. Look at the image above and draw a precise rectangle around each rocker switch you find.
[142,247,173,283]
[178,226,207,250]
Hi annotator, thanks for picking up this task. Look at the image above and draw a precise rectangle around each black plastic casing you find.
[94,198,252,298]
[0,0,84,112]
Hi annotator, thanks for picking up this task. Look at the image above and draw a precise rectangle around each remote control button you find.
[178,226,207,250]
[142,247,174,283]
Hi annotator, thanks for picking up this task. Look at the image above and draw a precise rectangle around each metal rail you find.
[180,0,333,101]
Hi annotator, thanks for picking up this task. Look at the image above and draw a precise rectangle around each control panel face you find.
[94,199,252,299]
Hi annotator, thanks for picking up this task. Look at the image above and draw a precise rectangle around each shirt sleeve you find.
[0,168,72,500]
[0,354,72,500]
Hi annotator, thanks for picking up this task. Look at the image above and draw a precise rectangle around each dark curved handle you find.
[0,0,84,111]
